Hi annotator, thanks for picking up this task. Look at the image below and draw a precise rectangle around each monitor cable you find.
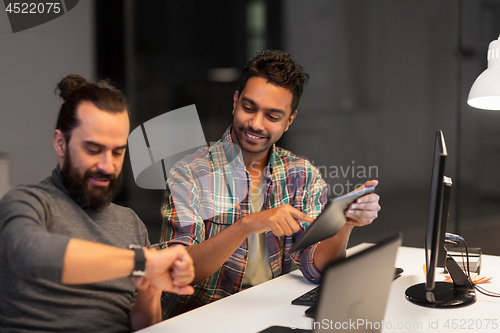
[445,235,500,298]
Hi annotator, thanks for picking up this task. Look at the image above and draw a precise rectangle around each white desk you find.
[139,245,500,333]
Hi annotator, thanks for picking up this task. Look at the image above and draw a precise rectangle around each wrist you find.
[236,215,253,236]
[142,247,153,274]
[341,223,355,233]
[136,284,163,298]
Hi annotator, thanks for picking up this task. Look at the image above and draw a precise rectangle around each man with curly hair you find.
[160,50,380,318]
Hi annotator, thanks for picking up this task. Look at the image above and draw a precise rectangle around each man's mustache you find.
[84,171,116,182]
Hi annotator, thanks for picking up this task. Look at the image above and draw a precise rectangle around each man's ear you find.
[53,130,67,158]
[232,91,240,115]
[284,110,298,132]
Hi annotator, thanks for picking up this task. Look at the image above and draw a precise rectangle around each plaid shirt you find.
[160,126,327,319]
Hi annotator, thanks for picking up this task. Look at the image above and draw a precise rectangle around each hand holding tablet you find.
[290,185,377,253]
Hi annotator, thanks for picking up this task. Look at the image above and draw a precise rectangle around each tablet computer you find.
[290,185,376,253]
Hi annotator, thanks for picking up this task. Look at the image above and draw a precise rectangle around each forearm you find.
[187,220,250,285]
[62,238,134,284]
[313,224,354,272]
[130,289,162,331]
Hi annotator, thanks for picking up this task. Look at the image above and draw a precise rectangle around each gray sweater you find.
[0,167,150,332]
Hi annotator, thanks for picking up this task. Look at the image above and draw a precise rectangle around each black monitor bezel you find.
[425,130,447,291]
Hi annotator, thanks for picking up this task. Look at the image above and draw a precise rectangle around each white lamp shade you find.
[467,36,500,110]
[468,66,500,110]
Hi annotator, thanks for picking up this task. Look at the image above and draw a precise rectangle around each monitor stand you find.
[405,256,476,308]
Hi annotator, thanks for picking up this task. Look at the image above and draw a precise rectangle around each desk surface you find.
[139,245,500,333]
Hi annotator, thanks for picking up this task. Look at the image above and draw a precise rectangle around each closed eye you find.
[113,149,126,157]
[87,148,101,155]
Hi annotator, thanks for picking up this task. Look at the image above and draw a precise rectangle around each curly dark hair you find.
[55,74,129,142]
[238,50,309,112]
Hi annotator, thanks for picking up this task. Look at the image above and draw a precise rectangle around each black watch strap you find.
[128,245,146,277]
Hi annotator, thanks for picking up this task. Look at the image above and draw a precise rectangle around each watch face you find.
[129,245,146,276]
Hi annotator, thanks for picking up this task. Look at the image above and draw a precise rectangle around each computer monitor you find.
[405,130,476,308]
[437,176,452,267]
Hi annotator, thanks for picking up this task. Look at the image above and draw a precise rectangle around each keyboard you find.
[291,286,321,306]
[291,267,404,306]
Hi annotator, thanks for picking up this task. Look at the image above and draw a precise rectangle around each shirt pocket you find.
[204,206,239,239]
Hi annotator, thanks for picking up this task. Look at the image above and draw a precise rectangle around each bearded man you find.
[0,74,195,332]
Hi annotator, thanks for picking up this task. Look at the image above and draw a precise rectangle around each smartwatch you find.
[128,245,146,277]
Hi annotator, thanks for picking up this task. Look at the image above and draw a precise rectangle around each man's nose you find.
[248,111,264,132]
[96,151,114,174]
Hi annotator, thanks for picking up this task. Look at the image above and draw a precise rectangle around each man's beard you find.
[60,152,123,210]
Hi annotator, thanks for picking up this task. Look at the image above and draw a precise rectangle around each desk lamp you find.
[468,35,500,110]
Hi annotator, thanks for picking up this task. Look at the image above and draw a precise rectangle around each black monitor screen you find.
[425,130,447,291]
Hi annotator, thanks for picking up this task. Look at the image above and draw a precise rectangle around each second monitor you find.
[405,130,475,308]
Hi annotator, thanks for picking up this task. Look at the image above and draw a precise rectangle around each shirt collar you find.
[221,125,244,168]
[50,164,71,197]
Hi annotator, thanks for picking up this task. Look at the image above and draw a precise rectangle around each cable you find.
[453,238,500,298]
[445,236,500,298]
[445,238,470,277]
[474,285,500,297]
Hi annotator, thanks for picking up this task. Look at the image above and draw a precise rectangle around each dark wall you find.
[97,0,500,254]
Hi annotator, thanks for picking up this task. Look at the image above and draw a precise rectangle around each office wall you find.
[281,1,460,247]
[278,0,500,253]
[284,0,458,188]
[0,1,94,189]
[92,1,500,253]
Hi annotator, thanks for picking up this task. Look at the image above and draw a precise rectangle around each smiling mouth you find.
[90,177,110,186]
[87,172,113,187]
[244,130,265,140]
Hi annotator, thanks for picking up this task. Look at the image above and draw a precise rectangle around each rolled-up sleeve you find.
[160,162,205,248]
[290,164,328,284]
